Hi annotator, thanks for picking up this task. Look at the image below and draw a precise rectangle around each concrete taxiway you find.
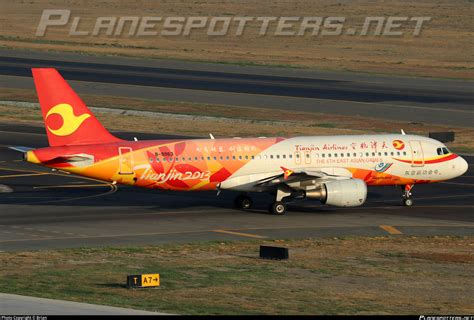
[0,123,472,252]
[0,49,473,127]
[0,293,166,315]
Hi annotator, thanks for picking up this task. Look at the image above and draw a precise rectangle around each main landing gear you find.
[234,194,253,210]
[402,184,414,206]
[234,187,293,215]
[269,201,287,215]
[268,186,294,215]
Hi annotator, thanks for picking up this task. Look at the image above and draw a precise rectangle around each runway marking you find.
[0,172,50,179]
[213,229,267,239]
[379,225,403,235]
[33,184,111,189]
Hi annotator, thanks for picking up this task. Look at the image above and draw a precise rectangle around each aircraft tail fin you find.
[32,68,122,147]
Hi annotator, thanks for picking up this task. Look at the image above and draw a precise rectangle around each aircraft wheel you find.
[403,198,413,207]
[234,195,252,209]
[269,201,287,215]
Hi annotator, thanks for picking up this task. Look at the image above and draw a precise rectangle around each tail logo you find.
[392,139,405,150]
[46,103,91,136]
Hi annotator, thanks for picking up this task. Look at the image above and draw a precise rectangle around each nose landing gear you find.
[402,184,414,206]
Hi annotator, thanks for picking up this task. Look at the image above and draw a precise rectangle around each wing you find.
[255,167,351,190]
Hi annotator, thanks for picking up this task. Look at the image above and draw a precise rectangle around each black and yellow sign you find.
[127,274,160,288]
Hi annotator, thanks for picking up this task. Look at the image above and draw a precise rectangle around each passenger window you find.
[322,154,325,158]
[282,154,286,159]
[334,153,338,158]
[149,157,154,163]
[270,155,274,159]
[365,152,369,157]
[207,156,211,160]
[372,152,375,156]
[289,154,293,159]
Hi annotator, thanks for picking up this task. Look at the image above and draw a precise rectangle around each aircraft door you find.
[119,147,134,174]
[408,140,424,167]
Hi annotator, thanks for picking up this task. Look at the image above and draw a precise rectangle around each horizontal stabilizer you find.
[8,146,34,153]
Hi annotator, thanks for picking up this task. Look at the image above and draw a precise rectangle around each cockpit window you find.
[437,147,450,155]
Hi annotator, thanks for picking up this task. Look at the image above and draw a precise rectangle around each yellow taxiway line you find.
[0,172,50,179]
[379,225,403,235]
[213,229,267,239]
[33,184,111,189]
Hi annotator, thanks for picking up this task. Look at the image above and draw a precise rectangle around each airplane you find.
[10,68,468,215]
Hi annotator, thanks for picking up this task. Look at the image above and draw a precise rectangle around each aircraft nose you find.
[457,156,468,176]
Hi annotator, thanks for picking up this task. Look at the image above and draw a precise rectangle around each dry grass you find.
[1,0,473,78]
[0,236,473,314]
[1,87,473,152]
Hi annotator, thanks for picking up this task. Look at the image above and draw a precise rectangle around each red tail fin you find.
[32,68,122,146]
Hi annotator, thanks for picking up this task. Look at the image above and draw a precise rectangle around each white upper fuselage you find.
[220,134,468,191]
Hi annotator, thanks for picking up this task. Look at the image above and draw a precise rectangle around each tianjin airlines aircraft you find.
[11,69,468,215]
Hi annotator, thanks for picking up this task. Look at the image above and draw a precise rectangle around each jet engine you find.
[305,178,367,207]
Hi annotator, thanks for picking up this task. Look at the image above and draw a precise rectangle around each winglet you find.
[280,166,294,180]
[401,129,406,135]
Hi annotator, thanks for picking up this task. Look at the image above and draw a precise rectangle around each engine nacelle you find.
[305,178,367,207]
